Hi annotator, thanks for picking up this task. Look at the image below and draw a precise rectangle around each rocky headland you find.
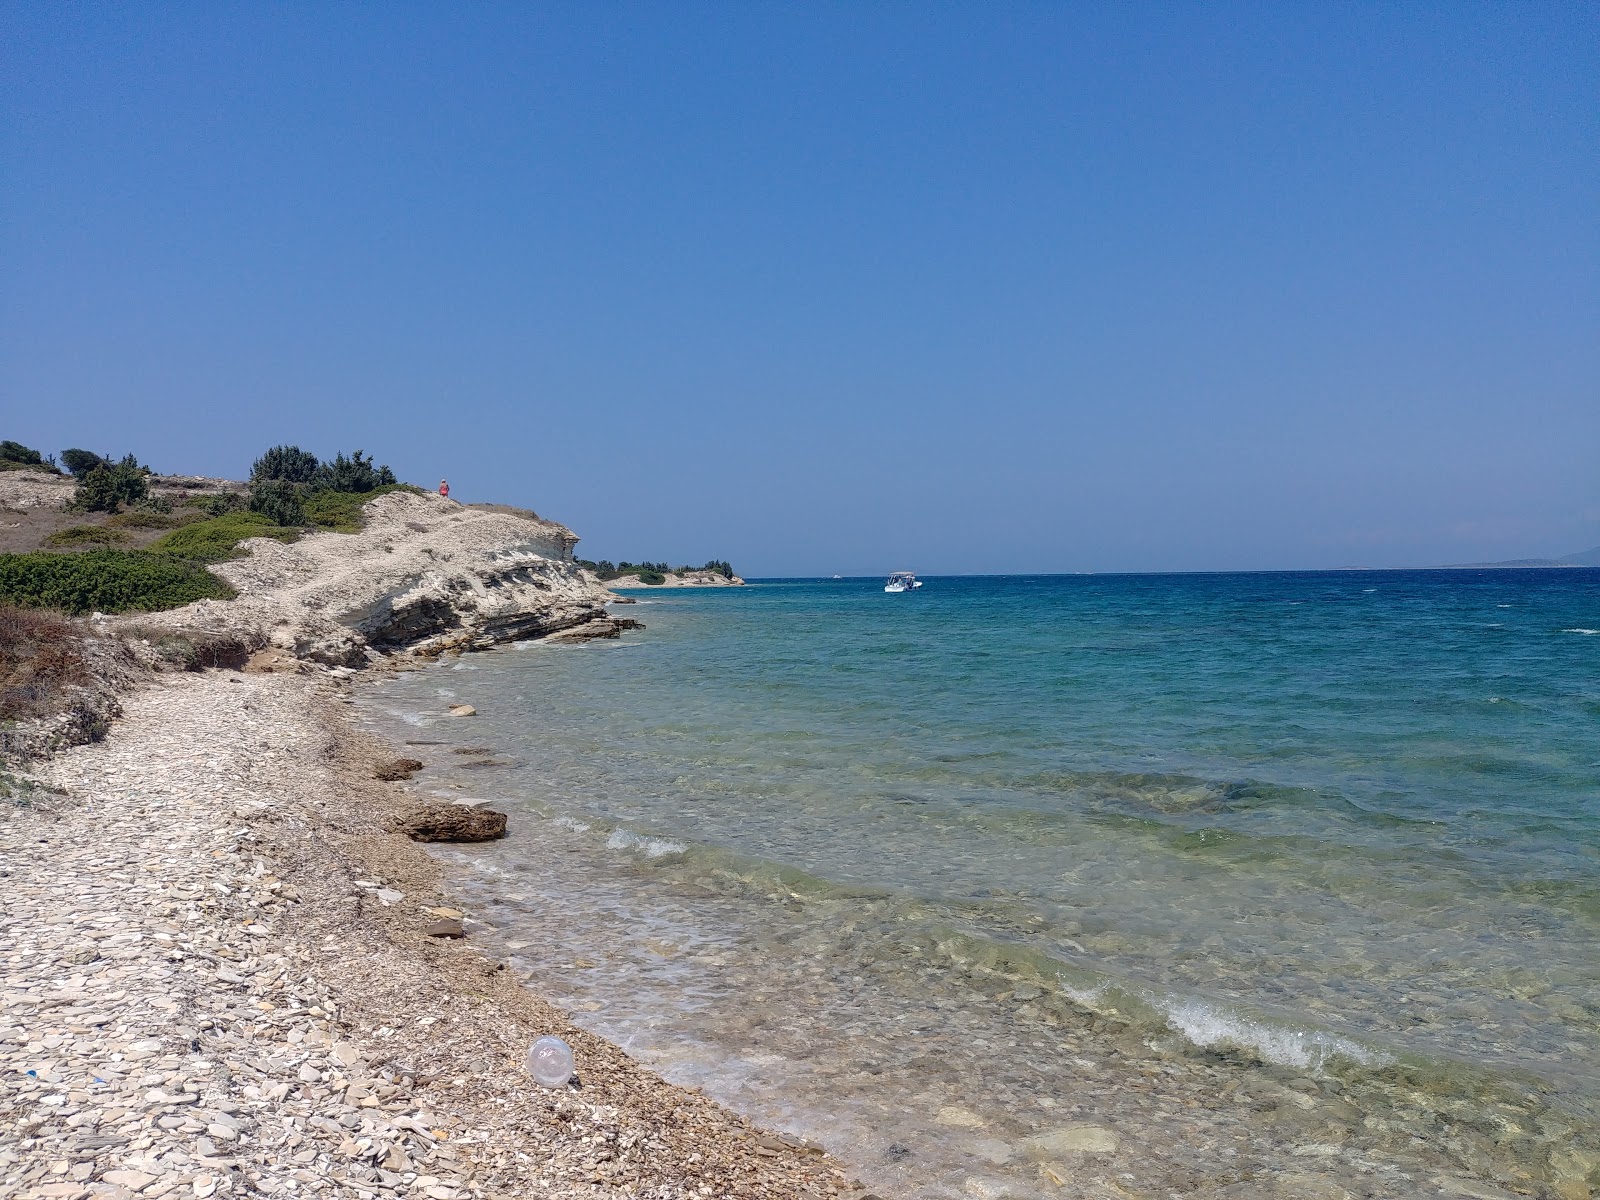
[122,492,622,666]
[597,570,745,590]
[0,485,853,1200]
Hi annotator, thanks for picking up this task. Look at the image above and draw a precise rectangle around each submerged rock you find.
[1023,1125,1119,1156]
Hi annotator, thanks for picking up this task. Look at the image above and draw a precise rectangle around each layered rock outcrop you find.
[127,491,619,665]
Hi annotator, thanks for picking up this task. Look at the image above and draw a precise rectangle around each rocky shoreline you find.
[1,667,854,1200]
[2,488,855,1199]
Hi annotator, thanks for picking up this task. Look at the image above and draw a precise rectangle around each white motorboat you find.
[884,572,923,593]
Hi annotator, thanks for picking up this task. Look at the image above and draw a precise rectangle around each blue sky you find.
[3,3,1596,574]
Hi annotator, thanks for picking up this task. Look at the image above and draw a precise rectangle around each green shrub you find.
[313,450,397,494]
[44,526,131,549]
[72,455,149,513]
[106,509,193,531]
[131,493,172,515]
[636,569,667,585]
[248,480,306,527]
[0,551,234,615]
[303,483,416,532]
[0,441,52,469]
[147,513,299,564]
[250,444,321,485]
[60,449,108,477]
[193,492,246,517]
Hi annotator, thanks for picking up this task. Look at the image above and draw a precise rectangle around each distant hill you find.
[1443,545,1600,569]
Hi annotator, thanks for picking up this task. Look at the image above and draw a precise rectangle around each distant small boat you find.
[884,571,923,593]
[832,574,842,579]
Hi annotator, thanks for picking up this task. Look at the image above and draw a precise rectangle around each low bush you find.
[303,483,417,532]
[248,479,306,527]
[0,603,91,723]
[193,492,246,517]
[106,509,196,531]
[44,526,131,549]
[146,513,299,564]
[0,551,234,616]
[131,493,173,515]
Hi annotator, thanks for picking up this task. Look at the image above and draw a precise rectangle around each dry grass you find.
[0,604,91,724]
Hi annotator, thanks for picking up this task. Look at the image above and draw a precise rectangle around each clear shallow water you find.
[362,571,1600,1199]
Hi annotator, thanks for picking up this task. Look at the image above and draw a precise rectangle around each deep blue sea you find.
[362,570,1600,1199]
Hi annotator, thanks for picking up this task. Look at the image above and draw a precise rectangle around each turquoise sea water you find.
[363,570,1600,1198]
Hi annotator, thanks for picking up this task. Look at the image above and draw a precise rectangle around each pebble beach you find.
[0,667,851,1200]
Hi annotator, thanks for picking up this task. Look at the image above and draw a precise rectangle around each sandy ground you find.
[0,668,856,1200]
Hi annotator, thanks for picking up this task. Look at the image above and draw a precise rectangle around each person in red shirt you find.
[439,479,450,498]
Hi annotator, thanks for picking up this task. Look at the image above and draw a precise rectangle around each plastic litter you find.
[525,1035,574,1088]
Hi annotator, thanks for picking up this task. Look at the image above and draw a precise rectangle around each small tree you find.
[250,445,320,485]
[60,449,108,477]
[248,480,306,527]
[111,455,149,506]
[72,455,149,512]
[72,465,120,512]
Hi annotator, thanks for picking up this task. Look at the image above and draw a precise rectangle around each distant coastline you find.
[600,569,746,589]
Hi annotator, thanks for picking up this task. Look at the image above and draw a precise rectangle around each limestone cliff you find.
[127,491,618,665]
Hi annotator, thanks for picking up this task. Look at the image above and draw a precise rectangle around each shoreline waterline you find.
[360,569,1600,1199]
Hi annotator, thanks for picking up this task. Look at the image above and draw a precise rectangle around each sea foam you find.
[607,828,688,858]
[1159,998,1389,1071]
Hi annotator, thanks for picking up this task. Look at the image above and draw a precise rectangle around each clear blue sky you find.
[4,3,1596,574]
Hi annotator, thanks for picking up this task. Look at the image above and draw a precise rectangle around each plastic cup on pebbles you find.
[525,1035,574,1087]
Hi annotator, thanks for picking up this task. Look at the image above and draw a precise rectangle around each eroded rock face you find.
[396,803,508,843]
[123,491,616,665]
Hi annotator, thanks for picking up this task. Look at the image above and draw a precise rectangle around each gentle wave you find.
[606,827,689,857]
[1157,997,1388,1071]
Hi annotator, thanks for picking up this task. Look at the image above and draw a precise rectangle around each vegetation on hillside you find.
[302,483,416,531]
[577,558,736,584]
[246,445,414,531]
[1,441,57,472]
[248,479,306,527]
[251,445,396,492]
[147,512,301,564]
[72,455,151,513]
[0,551,234,616]
[1,440,418,617]
[250,444,322,485]
[60,449,107,477]
[44,526,131,549]
[1,604,90,724]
